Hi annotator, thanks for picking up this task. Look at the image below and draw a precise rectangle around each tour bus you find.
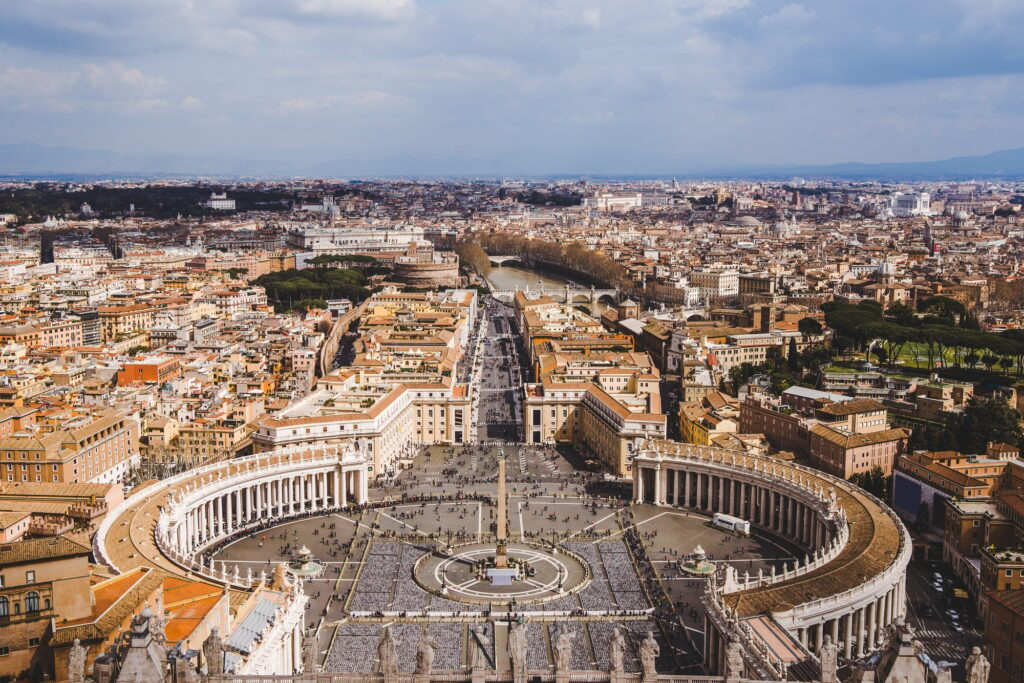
[712,512,751,536]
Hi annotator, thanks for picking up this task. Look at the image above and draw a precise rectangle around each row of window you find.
[0,592,48,616]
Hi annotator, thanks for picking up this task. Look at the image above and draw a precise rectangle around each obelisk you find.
[495,456,508,568]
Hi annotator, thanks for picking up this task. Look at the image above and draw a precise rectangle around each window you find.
[28,638,39,648]
[0,597,7,617]
[0,647,8,656]
[25,571,34,583]
[24,592,38,613]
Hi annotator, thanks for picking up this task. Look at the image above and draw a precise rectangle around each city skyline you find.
[2,1,1024,174]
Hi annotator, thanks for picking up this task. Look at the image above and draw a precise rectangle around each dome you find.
[734,215,762,227]
[876,261,896,276]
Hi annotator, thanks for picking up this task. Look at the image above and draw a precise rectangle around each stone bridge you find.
[487,254,524,266]
[491,284,621,305]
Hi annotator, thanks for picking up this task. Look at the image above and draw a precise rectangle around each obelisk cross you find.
[495,455,509,568]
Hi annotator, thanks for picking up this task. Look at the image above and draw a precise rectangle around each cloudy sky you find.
[2,0,1023,174]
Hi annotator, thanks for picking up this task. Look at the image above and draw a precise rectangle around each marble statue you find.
[203,627,224,675]
[554,628,574,672]
[508,620,528,683]
[471,625,491,670]
[68,638,86,683]
[819,634,838,683]
[639,631,659,680]
[378,626,398,676]
[965,647,991,683]
[415,631,437,674]
[609,627,626,675]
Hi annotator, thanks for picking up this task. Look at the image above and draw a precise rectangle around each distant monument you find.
[495,455,509,568]
[486,454,518,585]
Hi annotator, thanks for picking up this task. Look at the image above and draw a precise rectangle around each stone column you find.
[360,469,368,503]
[684,471,691,507]
[854,609,864,657]
[842,613,852,659]
[635,465,645,503]
[653,465,663,505]
[340,468,349,508]
[717,476,724,512]
[867,601,877,650]
[740,483,747,519]
[673,470,680,506]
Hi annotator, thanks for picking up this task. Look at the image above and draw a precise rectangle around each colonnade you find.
[171,465,368,556]
[635,465,831,551]
[631,445,911,673]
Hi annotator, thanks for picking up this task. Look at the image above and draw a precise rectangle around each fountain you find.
[680,545,716,576]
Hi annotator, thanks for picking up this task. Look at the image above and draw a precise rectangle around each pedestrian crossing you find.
[913,629,970,663]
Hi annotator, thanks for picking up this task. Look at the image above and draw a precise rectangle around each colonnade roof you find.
[99,449,342,610]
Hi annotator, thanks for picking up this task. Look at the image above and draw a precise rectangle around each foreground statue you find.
[379,626,398,676]
[639,631,659,681]
[67,638,86,683]
[203,626,225,675]
[609,627,626,675]
[554,628,574,673]
[965,647,991,683]
[508,620,528,683]
[416,631,437,674]
[471,625,491,670]
[819,634,838,683]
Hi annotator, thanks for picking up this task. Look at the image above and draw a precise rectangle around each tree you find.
[919,295,967,325]
[885,302,917,327]
[849,466,890,499]
[953,397,1023,454]
[788,338,800,371]
[797,317,823,337]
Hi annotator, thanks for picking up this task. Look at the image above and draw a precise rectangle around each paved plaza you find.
[210,443,793,675]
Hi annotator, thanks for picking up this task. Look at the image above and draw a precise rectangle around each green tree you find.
[797,317,823,336]
[953,397,1023,454]
[788,337,800,371]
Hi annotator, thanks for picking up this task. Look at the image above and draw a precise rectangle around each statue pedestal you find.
[472,667,487,683]
[415,674,431,683]
[555,672,570,683]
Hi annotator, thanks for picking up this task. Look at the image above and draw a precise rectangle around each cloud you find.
[275,90,415,115]
[82,60,165,95]
[288,0,415,21]
[0,1,1023,171]
[0,65,78,110]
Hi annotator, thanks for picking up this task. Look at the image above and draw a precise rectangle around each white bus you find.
[712,512,751,536]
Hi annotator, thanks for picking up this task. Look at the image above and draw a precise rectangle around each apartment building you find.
[0,537,92,679]
[0,412,139,484]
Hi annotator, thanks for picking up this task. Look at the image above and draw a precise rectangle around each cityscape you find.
[2,3,1024,683]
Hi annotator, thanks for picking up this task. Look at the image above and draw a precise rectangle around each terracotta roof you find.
[0,535,90,566]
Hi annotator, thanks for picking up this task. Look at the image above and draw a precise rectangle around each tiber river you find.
[486,265,611,316]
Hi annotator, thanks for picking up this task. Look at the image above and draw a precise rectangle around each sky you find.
[2,0,1024,175]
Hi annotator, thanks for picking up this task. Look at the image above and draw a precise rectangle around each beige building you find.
[0,536,93,680]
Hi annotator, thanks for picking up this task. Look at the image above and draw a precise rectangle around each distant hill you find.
[3,141,1024,180]
[782,146,1024,181]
